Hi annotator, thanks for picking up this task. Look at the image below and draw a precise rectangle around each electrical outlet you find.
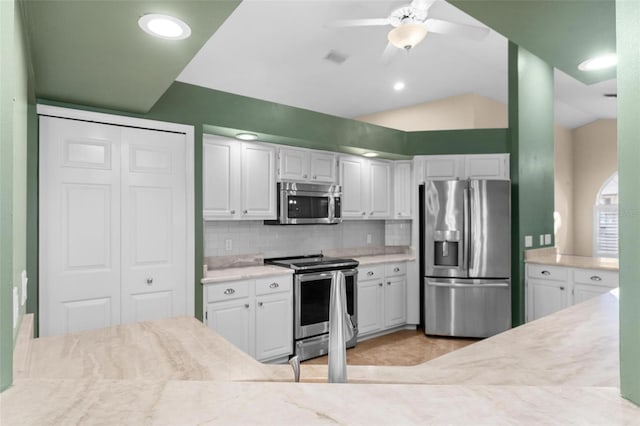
[366,234,372,244]
[524,235,533,248]
[225,239,232,251]
[539,235,545,246]
[544,234,552,245]
[21,270,28,305]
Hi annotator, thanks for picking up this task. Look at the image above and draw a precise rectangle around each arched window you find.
[593,173,618,258]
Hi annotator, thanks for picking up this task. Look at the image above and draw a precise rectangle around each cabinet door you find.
[310,152,337,183]
[464,154,510,180]
[369,160,392,219]
[422,156,463,181]
[255,293,293,361]
[573,283,613,304]
[384,276,407,328]
[527,279,569,321]
[241,143,276,219]
[203,136,241,219]
[207,299,253,356]
[393,161,412,218]
[339,156,367,218]
[357,279,384,335]
[278,147,309,181]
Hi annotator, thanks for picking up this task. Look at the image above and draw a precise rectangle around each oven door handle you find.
[296,269,357,282]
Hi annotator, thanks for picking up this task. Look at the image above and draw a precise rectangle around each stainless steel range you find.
[265,255,358,361]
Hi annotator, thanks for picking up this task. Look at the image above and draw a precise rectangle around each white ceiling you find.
[177,0,616,130]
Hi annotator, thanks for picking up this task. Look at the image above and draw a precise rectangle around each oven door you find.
[280,190,340,225]
[294,269,356,340]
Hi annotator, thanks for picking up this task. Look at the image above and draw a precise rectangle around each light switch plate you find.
[21,270,28,305]
[525,235,533,247]
[544,234,552,245]
[539,235,545,246]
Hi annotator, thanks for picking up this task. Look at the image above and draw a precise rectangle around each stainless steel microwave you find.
[265,181,342,225]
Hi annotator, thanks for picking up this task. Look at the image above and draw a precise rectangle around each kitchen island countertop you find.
[525,252,619,271]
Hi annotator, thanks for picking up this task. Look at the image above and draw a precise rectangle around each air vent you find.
[604,93,617,98]
[324,50,348,65]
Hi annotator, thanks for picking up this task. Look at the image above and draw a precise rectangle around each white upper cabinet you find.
[419,154,510,182]
[464,154,510,180]
[203,135,275,220]
[368,160,391,219]
[241,143,276,219]
[203,136,241,219]
[277,146,336,183]
[339,156,392,220]
[393,161,412,219]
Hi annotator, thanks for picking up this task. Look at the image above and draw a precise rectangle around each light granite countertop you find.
[525,247,619,271]
[201,264,293,284]
[2,291,638,424]
[353,252,416,265]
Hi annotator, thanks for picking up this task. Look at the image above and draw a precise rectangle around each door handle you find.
[427,281,509,289]
[224,288,235,295]
[541,270,551,276]
[590,275,602,282]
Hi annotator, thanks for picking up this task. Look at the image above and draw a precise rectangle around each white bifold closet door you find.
[39,116,187,337]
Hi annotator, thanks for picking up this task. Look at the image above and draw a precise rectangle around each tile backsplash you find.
[204,220,388,258]
[385,220,412,246]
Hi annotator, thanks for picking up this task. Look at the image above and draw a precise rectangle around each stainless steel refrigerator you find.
[421,179,511,337]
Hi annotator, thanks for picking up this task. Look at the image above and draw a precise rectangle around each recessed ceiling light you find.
[363,152,378,158]
[138,14,191,40]
[578,54,617,71]
[393,81,405,91]
[236,132,258,141]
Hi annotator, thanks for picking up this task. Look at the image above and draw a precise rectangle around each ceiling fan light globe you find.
[388,23,428,50]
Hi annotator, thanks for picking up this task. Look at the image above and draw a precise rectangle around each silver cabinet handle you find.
[387,281,391,286]
[224,288,235,295]
[367,271,374,276]
[541,270,551,276]
[258,302,263,307]
[560,286,565,291]
[243,210,248,214]
[230,209,236,214]
[269,282,279,289]
[146,277,153,285]
[244,303,249,308]
[393,267,400,272]
[590,275,602,282]
[378,283,383,287]
[361,212,366,216]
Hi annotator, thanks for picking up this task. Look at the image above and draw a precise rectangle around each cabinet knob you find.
[224,288,236,295]
[146,277,153,285]
[590,275,602,282]
[370,212,374,216]
[378,283,383,287]
[230,209,236,214]
[269,282,279,289]
[243,210,248,214]
[244,303,249,308]
[362,212,366,216]
[367,271,374,276]
[560,286,565,291]
[393,267,400,272]
[313,175,317,179]
[303,174,308,178]
[541,270,551,276]
[387,281,391,286]
[258,302,263,307]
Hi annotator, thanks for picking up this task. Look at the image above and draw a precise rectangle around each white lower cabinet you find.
[357,262,407,339]
[204,274,292,362]
[526,263,618,322]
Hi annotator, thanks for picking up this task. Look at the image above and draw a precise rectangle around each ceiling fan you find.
[327,0,490,61]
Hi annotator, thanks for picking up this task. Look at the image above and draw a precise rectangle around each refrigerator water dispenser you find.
[433,230,460,267]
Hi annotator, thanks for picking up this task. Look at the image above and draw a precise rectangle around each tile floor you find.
[302,329,478,366]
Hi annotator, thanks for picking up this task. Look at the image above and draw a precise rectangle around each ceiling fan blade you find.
[425,18,490,40]
[325,18,390,28]
[381,42,399,64]
[410,0,437,12]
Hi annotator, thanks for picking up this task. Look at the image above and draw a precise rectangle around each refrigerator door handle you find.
[426,281,509,289]
[463,186,470,272]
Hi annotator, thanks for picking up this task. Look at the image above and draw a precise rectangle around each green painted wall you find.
[617,0,640,407]
[508,42,555,326]
[405,128,509,155]
[0,0,31,392]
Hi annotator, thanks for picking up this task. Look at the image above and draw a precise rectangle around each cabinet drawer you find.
[206,280,250,303]
[573,268,618,288]
[359,265,385,281]
[385,262,406,277]
[526,264,568,281]
[255,275,292,295]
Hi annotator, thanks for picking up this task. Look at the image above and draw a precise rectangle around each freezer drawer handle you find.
[427,281,509,289]
[224,288,236,295]
[541,270,551,276]
[590,275,602,282]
